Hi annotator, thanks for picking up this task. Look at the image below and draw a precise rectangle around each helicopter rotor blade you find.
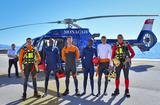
[71,23,81,28]
[74,14,159,21]
[0,21,61,31]
[0,14,159,31]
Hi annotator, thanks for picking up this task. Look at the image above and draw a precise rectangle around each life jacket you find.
[22,46,36,64]
[115,41,130,62]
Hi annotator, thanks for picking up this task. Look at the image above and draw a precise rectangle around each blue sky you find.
[0,0,159,46]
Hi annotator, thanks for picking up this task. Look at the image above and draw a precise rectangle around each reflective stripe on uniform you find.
[23,48,35,64]
[115,43,130,61]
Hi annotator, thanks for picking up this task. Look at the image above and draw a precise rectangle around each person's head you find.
[11,43,16,50]
[49,38,54,46]
[26,37,32,46]
[66,36,73,45]
[117,34,124,43]
[101,36,107,44]
[88,38,94,47]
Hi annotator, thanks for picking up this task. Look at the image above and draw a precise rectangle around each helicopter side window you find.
[37,39,47,64]
[73,38,78,46]
[38,39,45,52]
[35,38,66,64]
[57,39,64,50]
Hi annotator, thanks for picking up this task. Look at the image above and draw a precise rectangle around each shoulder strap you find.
[116,42,119,45]
[22,46,27,51]
[122,41,130,57]
[123,41,129,46]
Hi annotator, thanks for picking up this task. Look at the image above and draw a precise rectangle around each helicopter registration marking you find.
[64,30,89,34]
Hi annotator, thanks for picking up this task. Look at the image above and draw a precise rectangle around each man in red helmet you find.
[111,34,135,97]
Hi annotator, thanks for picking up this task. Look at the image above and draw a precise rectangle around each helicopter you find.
[0,15,159,70]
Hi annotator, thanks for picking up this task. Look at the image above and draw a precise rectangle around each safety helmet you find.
[92,57,100,65]
[108,71,116,79]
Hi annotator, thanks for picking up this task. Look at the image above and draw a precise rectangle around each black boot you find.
[81,92,86,96]
[62,89,69,96]
[96,91,100,97]
[57,92,61,97]
[33,91,41,98]
[91,93,96,96]
[22,93,26,101]
[111,89,119,96]
[125,89,130,98]
[75,89,80,96]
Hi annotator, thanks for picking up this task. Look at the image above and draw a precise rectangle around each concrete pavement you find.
[0,54,160,105]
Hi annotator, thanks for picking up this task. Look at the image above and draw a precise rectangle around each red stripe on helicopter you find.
[144,19,154,24]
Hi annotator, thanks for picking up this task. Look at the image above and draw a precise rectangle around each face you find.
[67,37,72,45]
[101,37,107,44]
[11,44,15,49]
[49,39,53,46]
[117,35,123,43]
[26,39,32,46]
[88,40,93,47]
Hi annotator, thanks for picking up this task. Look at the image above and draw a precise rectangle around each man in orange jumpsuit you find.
[61,36,80,96]
[19,38,41,100]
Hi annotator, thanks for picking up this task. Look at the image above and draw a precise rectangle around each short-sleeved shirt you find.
[7,49,17,59]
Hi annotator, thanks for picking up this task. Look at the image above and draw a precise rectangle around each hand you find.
[21,71,25,78]
[82,68,85,71]
[125,58,131,63]
[96,72,98,77]
[113,58,120,67]
[109,65,113,71]
[20,66,25,78]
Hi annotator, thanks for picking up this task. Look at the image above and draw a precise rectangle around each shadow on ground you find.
[130,65,154,72]
[6,86,127,105]
[1,72,127,105]
[0,74,23,88]
[6,86,59,105]
[0,71,54,88]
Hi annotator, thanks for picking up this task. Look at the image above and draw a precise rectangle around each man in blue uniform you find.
[81,39,97,96]
[43,38,61,97]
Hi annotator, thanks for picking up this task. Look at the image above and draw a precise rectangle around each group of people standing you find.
[81,34,135,98]
[8,34,135,101]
